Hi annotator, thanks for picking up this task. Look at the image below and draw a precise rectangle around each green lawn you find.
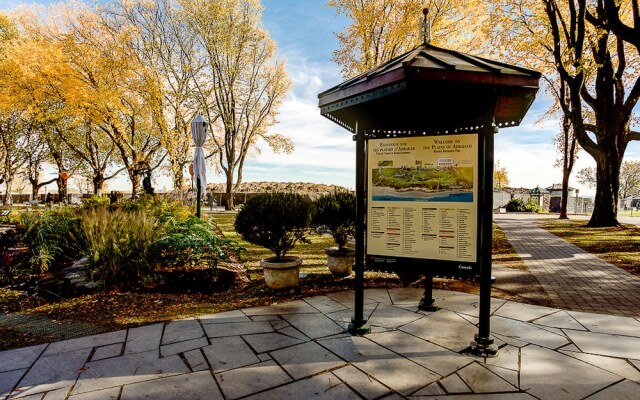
[210,212,335,277]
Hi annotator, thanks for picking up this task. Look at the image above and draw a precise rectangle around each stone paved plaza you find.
[2,288,640,399]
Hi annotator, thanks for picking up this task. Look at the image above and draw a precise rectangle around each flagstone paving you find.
[3,288,640,399]
[494,214,640,318]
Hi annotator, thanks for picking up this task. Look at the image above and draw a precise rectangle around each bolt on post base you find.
[348,318,371,336]
[418,296,439,312]
[470,334,498,357]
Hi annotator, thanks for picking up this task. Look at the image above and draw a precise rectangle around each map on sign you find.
[371,163,474,203]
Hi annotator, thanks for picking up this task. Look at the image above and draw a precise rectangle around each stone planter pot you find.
[325,247,355,277]
[260,256,302,290]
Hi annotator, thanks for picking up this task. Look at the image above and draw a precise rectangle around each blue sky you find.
[3,0,639,196]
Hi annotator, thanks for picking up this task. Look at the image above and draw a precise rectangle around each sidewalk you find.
[494,214,640,318]
[2,288,640,399]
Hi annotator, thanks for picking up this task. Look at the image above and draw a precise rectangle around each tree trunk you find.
[56,177,68,204]
[3,177,13,205]
[30,179,39,202]
[172,167,185,194]
[130,172,141,198]
[93,175,105,196]
[225,172,235,210]
[559,173,569,219]
[589,154,620,227]
[559,113,574,219]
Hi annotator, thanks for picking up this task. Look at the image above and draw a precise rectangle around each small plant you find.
[153,216,234,268]
[21,207,83,273]
[120,194,193,223]
[312,191,356,253]
[234,192,312,261]
[0,228,27,284]
[505,198,542,213]
[80,195,111,210]
[82,207,159,289]
[505,198,526,212]
[524,199,543,213]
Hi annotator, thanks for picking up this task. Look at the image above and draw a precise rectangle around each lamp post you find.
[191,115,208,218]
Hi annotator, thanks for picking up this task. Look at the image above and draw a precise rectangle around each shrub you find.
[21,207,83,273]
[153,216,233,268]
[119,194,192,223]
[80,195,111,210]
[82,207,159,289]
[234,192,312,260]
[505,198,542,213]
[524,200,543,213]
[505,198,526,212]
[0,228,28,284]
[312,191,356,251]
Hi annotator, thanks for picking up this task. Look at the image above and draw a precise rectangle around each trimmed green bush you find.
[234,192,312,260]
[312,191,356,251]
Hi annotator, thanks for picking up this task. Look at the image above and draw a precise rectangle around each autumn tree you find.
[542,0,640,226]
[494,160,510,189]
[4,7,121,197]
[483,0,580,219]
[22,126,57,199]
[181,0,291,209]
[329,0,488,78]
[55,5,167,195]
[116,0,206,193]
[578,161,640,201]
[0,113,26,205]
[0,12,24,204]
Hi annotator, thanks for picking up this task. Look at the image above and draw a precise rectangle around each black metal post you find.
[472,114,498,357]
[196,176,202,218]
[418,275,438,311]
[349,122,370,335]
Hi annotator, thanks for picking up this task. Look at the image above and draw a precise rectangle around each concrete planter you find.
[325,247,355,277]
[260,256,302,290]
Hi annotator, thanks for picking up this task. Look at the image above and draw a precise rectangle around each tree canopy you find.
[0,0,290,202]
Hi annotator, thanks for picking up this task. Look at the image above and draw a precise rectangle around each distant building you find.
[493,185,592,214]
[620,196,640,210]
[546,184,577,213]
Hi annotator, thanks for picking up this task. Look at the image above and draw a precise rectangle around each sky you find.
[2,0,640,196]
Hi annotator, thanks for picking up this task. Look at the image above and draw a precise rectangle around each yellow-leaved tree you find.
[486,0,640,226]
[53,4,167,196]
[117,0,207,194]
[181,0,291,210]
[329,0,488,79]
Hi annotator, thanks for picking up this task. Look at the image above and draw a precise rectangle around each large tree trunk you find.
[3,176,13,205]
[225,172,235,210]
[589,153,621,227]
[56,177,68,204]
[130,172,141,198]
[93,175,105,196]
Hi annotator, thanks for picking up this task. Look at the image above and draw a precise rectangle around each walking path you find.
[494,214,640,318]
[3,288,640,400]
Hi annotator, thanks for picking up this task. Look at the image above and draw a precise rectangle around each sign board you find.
[366,134,479,277]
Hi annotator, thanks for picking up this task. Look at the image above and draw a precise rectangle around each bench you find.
[0,210,10,223]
